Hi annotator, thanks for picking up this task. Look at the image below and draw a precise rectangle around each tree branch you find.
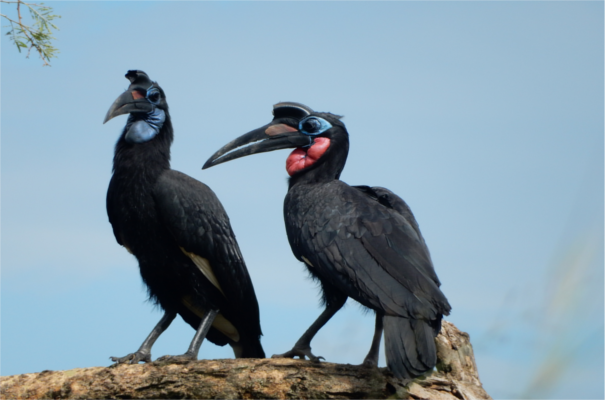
[0,321,491,400]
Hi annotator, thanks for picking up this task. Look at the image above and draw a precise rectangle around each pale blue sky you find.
[1,2,603,399]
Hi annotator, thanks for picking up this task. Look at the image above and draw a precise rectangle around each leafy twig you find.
[1,0,60,66]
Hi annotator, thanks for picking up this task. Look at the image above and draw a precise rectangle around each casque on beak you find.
[202,122,311,169]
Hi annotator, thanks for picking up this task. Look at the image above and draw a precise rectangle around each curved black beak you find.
[203,123,311,169]
[103,90,154,124]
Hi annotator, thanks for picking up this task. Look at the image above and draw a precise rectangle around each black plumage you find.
[203,102,450,379]
[104,70,264,363]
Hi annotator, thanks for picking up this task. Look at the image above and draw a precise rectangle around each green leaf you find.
[1,0,61,65]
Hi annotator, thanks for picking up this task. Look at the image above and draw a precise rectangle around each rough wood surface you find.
[1,321,491,399]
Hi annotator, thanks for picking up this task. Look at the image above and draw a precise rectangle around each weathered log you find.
[0,321,491,399]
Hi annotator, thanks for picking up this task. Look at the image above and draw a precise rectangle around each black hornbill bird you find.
[203,102,451,379]
[103,70,264,363]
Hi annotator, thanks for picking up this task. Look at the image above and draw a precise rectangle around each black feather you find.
[106,73,264,359]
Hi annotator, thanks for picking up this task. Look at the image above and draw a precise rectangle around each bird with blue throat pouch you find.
[104,70,265,364]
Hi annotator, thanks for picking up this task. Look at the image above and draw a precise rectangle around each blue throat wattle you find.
[124,107,166,143]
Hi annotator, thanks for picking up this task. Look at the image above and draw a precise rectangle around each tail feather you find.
[238,336,265,359]
[412,319,437,369]
[384,315,438,379]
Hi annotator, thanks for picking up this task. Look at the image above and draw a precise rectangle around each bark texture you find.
[1,321,491,399]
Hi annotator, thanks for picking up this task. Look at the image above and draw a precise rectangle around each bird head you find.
[203,102,348,178]
[104,70,168,144]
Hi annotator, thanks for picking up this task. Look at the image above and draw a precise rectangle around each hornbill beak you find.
[103,89,154,124]
[203,123,312,169]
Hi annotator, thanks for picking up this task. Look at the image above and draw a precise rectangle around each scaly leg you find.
[110,311,176,364]
[272,294,346,362]
[157,309,218,363]
[362,312,384,367]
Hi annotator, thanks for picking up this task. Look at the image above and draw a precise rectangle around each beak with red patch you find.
[103,70,159,124]
[202,102,316,169]
[103,89,155,123]
[202,121,313,169]
[203,102,336,175]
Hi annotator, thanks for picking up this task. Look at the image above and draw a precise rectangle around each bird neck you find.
[288,135,349,189]
[112,117,174,182]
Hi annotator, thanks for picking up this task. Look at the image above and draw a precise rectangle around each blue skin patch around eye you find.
[299,116,332,136]
[124,107,166,143]
[146,86,161,105]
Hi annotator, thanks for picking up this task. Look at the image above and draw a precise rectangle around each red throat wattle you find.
[286,137,331,176]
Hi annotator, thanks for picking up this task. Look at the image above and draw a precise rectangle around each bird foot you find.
[155,352,197,364]
[110,351,151,365]
[271,347,325,363]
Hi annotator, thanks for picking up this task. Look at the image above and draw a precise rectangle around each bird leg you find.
[361,312,384,368]
[110,311,176,365]
[156,309,218,363]
[272,296,346,362]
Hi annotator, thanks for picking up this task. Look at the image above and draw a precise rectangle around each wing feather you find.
[287,181,450,319]
[153,170,262,338]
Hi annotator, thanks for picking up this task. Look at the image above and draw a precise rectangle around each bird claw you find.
[155,352,196,364]
[110,351,151,365]
[271,347,325,363]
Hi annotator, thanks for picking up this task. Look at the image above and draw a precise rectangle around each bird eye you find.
[146,87,161,104]
[302,118,320,133]
[299,116,332,136]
